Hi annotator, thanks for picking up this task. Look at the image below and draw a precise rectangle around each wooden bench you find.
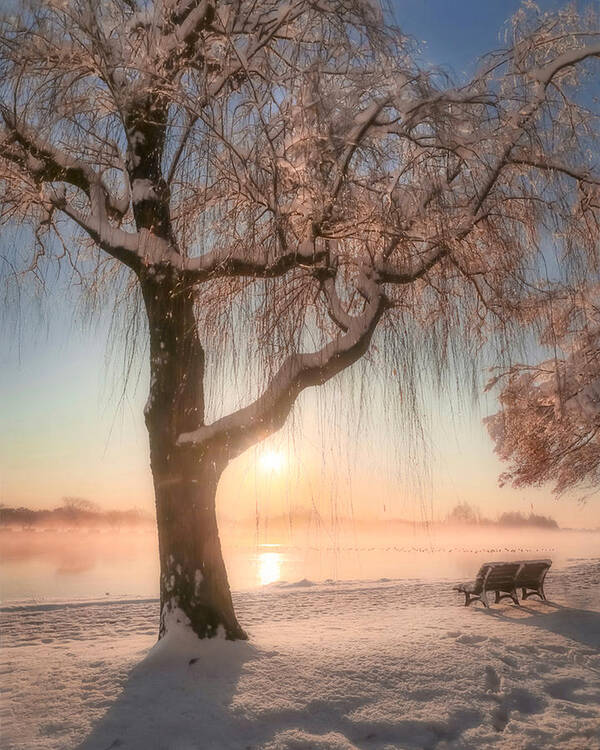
[453,560,551,607]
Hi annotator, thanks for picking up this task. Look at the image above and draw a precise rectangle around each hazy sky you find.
[1,0,599,529]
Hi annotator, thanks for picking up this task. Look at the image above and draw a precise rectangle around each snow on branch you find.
[508,153,600,187]
[319,275,354,332]
[328,99,390,206]
[487,358,600,494]
[162,0,215,59]
[177,279,388,456]
[51,191,140,267]
[1,0,600,440]
[176,243,327,282]
[0,105,140,266]
[530,41,600,87]
[0,105,129,221]
[377,246,449,285]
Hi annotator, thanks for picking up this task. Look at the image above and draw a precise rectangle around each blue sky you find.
[392,0,524,71]
[390,0,568,75]
[1,0,599,528]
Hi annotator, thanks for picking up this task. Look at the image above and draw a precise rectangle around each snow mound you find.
[277,578,317,588]
[143,607,257,675]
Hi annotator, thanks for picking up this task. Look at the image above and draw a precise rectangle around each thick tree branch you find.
[530,40,600,86]
[177,284,389,457]
[49,188,141,267]
[377,245,448,284]
[0,107,142,266]
[0,105,129,220]
[177,243,327,282]
[162,0,215,64]
[509,153,600,186]
[320,275,353,332]
[329,99,389,206]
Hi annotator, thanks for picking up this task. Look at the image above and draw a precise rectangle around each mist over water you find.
[1,523,598,605]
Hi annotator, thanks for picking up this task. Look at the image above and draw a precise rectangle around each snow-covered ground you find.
[1,558,599,750]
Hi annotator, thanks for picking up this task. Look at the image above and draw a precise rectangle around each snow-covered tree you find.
[1,0,599,639]
[487,287,600,494]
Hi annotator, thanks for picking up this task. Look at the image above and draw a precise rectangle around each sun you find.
[259,450,285,473]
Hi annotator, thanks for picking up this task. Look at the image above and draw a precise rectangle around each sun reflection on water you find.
[259,551,282,586]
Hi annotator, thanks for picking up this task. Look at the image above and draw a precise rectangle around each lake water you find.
[1,525,598,605]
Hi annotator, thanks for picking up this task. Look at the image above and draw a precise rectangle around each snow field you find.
[1,561,599,750]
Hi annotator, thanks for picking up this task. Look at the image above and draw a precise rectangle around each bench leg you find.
[522,588,545,601]
[462,591,490,607]
[539,584,546,601]
[495,590,520,604]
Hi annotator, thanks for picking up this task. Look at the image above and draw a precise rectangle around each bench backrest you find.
[471,559,552,593]
[514,559,551,588]
[483,562,522,591]
[470,561,521,593]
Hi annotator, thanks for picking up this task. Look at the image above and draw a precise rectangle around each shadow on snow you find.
[480,602,600,651]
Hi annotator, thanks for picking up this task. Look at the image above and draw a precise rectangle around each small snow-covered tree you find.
[1,1,599,639]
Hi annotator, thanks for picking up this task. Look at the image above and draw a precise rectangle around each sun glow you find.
[259,450,285,473]
[258,552,282,586]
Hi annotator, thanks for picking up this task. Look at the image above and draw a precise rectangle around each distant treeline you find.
[0,499,560,531]
[446,502,559,529]
[0,497,153,529]
[226,505,561,530]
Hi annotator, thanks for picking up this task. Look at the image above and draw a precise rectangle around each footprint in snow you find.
[456,634,487,645]
[485,665,501,693]
[546,677,587,702]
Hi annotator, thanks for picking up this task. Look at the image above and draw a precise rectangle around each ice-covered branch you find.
[377,246,449,285]
[530,40,600,86]
[0,105,129,221]
[329,99,389,205]
[319,275,353,332]
[509,153,600,186]
[0,105,139,265]
[177,243,327,282]
[49,188,141,267]
[163,0,215,59]
[205,2,307,97]
[177,285,389,456]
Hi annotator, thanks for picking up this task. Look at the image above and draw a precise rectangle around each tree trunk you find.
[140,271,247,641]
[153,449,247,640]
